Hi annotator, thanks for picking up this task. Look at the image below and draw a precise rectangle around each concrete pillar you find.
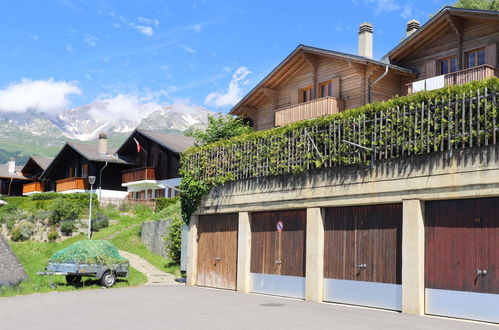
[186,215,198,287]
[402,199,425,315]
[305,207,324,302]
[237,212,251,293]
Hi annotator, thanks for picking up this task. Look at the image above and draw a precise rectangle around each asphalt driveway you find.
[0,285,495,329]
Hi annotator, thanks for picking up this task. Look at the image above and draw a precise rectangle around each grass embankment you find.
[94,203,181,276]
[1,235,147,297]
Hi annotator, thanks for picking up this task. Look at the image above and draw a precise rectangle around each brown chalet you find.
[21,156,54,195]
[117,129,196,202]
[384,6,498,93]
[231,6,498,131]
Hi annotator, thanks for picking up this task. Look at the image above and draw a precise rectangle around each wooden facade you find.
[122,167,157,184]
[196,214,238,290]
[55,177,88,192]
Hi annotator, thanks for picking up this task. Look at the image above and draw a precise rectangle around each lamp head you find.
[88,176,96,185]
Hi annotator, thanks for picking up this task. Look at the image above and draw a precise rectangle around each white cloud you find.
[181,45,196,53]
[400,4,413,19]
[204,67,251,108]
[65,44,74,52]
[365,0,400,14]
[112,22,121,28]
[0,79,81,114]
[193,24,202,32]
[133,24,154,36]
[138,17,159,26]
[160,65,169,70]
[86,94,163,122]
[84,34,98,46]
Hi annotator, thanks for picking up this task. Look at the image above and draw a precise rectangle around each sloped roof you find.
[67,142,132,164]
[384,6,499,61]
[117,129,196,155]
[0,165,28,180]
[28,156,54,171]
[230,44,415,115]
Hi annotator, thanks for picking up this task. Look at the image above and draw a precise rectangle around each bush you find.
[11,222,33,242]
[49,198,82,224]
[91,214,109,232]
[155,196,180,212]
[60,221,75,235]
[48,230,59,242]
[134,204,153,218]
[165,217,183,264]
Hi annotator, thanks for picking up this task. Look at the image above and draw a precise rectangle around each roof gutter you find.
[368,64,389,103]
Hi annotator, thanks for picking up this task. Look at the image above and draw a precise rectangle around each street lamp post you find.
[88,176,96,240]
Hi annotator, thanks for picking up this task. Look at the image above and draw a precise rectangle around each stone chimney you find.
[358,22,373,59]
[7,157,15,174]
[406,19,420,37]
[98,133,108,155]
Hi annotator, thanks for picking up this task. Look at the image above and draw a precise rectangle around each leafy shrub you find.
[60,221,75,235]
[91,214,109,232]
[48,230,59,242]
[6,218,16,231]
[49,198,82,224]
[31,192,60,200]
[11,222,33,242]
[165,217,183,263]
[134,204,153,218]
[153,199,181,221]
[155,196,180,212]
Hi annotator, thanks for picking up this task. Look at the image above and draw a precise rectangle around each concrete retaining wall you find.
[140,219,172,258]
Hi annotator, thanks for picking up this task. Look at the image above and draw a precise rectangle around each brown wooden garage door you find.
[196,214,238,290]
[251,210,306,277]
[324,204,402,284]
[426,198,498,294]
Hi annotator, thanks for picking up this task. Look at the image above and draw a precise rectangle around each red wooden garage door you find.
[196,214,238,290]
[425,198,499,323]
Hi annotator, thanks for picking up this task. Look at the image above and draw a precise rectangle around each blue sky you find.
[0,0,454,120]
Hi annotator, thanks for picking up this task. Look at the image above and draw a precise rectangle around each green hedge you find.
[155,196,180,212]
[180,78,499,222]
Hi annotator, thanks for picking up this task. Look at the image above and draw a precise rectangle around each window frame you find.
[299,86,313,103]
[318,80,333,98]
[437,55,458,75]
[465,47,485,69]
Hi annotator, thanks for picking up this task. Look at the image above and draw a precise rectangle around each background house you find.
[117,129,196,201]
[0,158,30,196]
[21,156,54,195]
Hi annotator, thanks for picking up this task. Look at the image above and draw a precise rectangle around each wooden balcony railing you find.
[122,167,157,184]
[22,182,42,194]
[408,64,498,94]
[275,97,345,127]
[56,177,88,192]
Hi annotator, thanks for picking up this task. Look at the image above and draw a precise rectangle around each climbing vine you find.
[180,77,499,223]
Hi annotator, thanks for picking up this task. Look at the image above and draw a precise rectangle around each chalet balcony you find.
[275,97,345,127]
[407,64,498,94]
[56,177,88,192]
[122,167,157,184]
[22,182,42,195]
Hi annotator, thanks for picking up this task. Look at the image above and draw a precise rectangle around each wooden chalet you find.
[384,6,499,93]
[21,156,54,195]
[0,158,30,196]
[40,134,133,199]
[116,129,196,202]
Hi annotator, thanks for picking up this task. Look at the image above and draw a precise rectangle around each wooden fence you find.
[184,87,498,183]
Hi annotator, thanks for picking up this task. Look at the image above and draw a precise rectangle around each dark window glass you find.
[477,49,485,66]
[450,57,458,73]
[440,60,449,74]
[328,83,332,97]
[467,52,476,68]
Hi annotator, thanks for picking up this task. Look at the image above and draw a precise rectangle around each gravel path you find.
[119,250,181,286]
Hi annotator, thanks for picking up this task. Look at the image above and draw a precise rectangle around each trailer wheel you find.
[101,270,116,288]
[66,275,81,285]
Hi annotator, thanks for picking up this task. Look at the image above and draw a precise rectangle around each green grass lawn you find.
[1,235,147,297]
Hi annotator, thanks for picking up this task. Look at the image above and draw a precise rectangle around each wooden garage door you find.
[196,214,238,290]
[426,198,498,294]
[324,204,402,284]
[251,210,306,277]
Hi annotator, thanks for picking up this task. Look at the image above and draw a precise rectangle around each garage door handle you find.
[275,260,282,265]
[357,264,367,269]
[477,269,487,276]
[215,256,221,262]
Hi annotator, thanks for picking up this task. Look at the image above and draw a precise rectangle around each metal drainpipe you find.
[98,161,108,202]
[368,65,390,103]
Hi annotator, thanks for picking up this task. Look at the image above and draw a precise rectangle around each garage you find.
[323,204,402,310]
[196,214,238,290]
[425,198,499,323]
[250,210,306,299]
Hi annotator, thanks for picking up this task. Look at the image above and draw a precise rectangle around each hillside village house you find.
[0,158,31,196]
[116,129,195,202]
[21,156,54,196]
[186,6,499,325]
[232,7,498,130]
[40,134,133,200]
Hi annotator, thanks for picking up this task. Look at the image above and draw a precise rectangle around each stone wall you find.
[0,234,27,286]
[140,219,172,258]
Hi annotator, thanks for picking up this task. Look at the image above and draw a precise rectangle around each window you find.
[438,56,458,75]
[466,48,485,68]
[299,86,313,103]
[319,80,333,98]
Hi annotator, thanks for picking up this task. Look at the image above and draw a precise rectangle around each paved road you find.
[118,250,181,286]
[0,285,496,330]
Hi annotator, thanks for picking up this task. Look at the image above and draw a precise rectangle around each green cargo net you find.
[49,240,128,266]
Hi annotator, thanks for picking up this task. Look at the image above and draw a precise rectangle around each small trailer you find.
[38,260,129,288]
